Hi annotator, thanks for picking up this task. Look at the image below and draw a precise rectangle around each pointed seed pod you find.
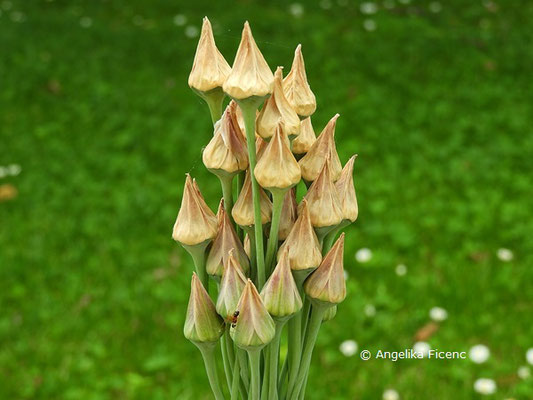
[173,175,218,246]
[335,155,358,222]
[283,44,316,117]
[304,233,346,306]
[203,102,249,176]
[301,159,343,228]
[278,199,322,271]
[292,116,316,156]
[216,250,248,320]
[260,250,303,319]
[184,273,225,344]
[206,200,250,277]
[230,279,276,350]
[188,17,231,94]
[278,188,298,241]
[232,170,272,227]
[299,114,342,182]
[254,123,301,191]
[256,67,300,140]
[223,22,274,100]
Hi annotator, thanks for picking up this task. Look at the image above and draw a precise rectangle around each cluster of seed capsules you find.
[172,17,358,400]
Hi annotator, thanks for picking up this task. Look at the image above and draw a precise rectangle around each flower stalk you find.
[176,18,358,400]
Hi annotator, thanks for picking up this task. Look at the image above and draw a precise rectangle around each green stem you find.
[203,90,225,125]
[289,305,327,399]
[248,348,262,400]
[261,345,270,400]
[285,312,302,397]
[183,242,209,292]
[237,348,250,393]
[278,356,288,396]
[220,175,234,217]
[264,189,286,276]
[236,171,246,241]
[231,353,241,400]
[239,99,266,289]
[221,328,232,390]
[300,298,311,338]
[267,321,285,400]
[198,344,226,400]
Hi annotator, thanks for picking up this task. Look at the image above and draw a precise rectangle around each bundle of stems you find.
[173,17,358,400]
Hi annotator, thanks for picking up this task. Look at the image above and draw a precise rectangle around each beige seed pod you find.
[232,171,272,227]
[188,17,231,94]
[206,200,250,278]
[292,116,316,156]
[254,123,301,191]
[278,188,298,241]
[335,155,358,223]
[304,234,346,306]
[216,250,248,319]
[298,114,342,182]
[203,102,248,176]
[223,22,274,100]
[172,175,218,246]
[278,200,322,271]
[301,159,343,229]
[283,44,317,118]
[256,67,301,140]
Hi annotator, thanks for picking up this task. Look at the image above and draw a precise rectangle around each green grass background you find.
[1,0,532,399]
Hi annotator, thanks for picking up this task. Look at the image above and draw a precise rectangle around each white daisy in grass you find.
[413,341,430,357]
[429,306,448,322]
[7,164,21,176]
[473,378,497,395]
[184,25,199,38]
[429,2,442,13]
[383,388,400,400]
[79,16,92,28]
[360,2,378,14]
[364,304,376,317]
[355,248,372,263]
[173,14,186,26]
[517,366,530,379]
[526,348,533,365]
[497,248,514,262]
[469,344,490,364]
[395,263,407,276]
[363,19,377,32]
[289,3,304,18]
[339,340,358,357]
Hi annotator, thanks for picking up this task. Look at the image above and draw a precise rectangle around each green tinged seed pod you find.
[260,250,303,320]
[206,200,250,278]
[184,273,225,344]
[304,233,346,307]
[216,250,248,320]
[230,279,276,350]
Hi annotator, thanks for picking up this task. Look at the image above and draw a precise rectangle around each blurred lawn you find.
[1,0,533,399]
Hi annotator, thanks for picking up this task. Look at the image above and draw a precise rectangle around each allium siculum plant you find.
[174,17,358,400]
